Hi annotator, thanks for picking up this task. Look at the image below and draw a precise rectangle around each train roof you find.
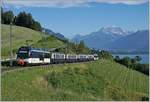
[30,49,50,53]
[19,46,50,53]
[51,52,65,54]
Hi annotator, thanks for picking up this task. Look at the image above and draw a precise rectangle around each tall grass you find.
[1,60,149,101]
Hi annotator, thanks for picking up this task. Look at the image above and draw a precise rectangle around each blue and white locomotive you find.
[16,46,99,66]
[17,46,51,65]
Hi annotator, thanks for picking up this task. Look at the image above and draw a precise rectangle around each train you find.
[16,46,99,66]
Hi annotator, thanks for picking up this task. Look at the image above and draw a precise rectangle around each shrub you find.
[46,67,105,97]
[141,96,149,101]
[114,56,149,75]
[98,50,113,60]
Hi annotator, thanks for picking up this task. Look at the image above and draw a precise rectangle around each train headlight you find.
[18,59,25,66]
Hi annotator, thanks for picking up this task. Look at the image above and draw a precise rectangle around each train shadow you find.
[1,60,19,67]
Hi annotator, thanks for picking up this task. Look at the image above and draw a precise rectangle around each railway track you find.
[1,63,61,74]
[1,61,93,74]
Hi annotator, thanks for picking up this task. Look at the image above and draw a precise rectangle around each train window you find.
[44,53,50,58]
[17,47,30,59]
[30,51,42,58]
[53,54,64,59]
[19,47,29,51]
[39,54,44,60]
[68,55,76,59]
[56,54,60,58]
[17,53,29,59]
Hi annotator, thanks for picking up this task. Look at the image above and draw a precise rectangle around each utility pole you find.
[75,40,78,54]
[9,22,13,67]
[65,41,68,63]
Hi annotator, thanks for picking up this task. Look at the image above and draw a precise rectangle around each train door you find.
[39,52,44,63]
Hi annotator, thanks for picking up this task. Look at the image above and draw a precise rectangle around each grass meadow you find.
[1,59,149,101]
[1,24,64,58]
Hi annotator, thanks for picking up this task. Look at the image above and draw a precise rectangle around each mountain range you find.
[72,26,149,53]
[105,30,149,51]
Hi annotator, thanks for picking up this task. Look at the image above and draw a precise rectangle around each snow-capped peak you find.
[100,26,126,35]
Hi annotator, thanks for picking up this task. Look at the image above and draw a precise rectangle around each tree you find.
[98,50,113,60]
[15,11,32,28]
[30,20,42,31]
[2,10,14,24]
[77,40,85,54]
[135,64,149,75]
[121,57,132,67]
[134,56,142,62]
[2,9,42,31]
[91,48,99,54]
[131,58,137,64]
[114,56,120,62]
[1,7,4,23]
[15,11,42,31]
[26,13,33,28]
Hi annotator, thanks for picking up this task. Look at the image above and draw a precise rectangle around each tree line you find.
[114,56,149,75]
[57,40,91,54]
[1,8,42,31]
[97,50,149,76]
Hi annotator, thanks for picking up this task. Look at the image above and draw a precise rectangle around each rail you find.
[1,61,96,74]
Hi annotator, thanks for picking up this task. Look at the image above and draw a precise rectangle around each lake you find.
[112,54,149,64]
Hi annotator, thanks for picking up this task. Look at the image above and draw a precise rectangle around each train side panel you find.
[66,54,77,63]
[51,53,65,64]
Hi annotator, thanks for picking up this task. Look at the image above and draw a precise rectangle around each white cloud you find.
[2,0,149,8]
[95,0,148,5]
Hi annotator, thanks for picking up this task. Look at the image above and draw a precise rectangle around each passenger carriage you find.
[66,54,77,63]
[86,55,95,61]
[93,54,99,60]
[77,54,87,62]
[51,53,65,64]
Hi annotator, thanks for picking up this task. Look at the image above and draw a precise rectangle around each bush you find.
[1,60,18,66]
[121,57,132,67]
[141,96,149,101]
[135,64,149,75]
[46,67,105,97]
[114,56,149,75]
[98,50,113,60]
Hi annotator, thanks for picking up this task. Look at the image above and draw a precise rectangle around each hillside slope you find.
[2,60,148,101]
[1,24,64,58]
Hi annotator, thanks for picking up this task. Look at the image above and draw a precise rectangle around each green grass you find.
[33,36,64,49]
[1,24,64,58]
[1,60,149,101]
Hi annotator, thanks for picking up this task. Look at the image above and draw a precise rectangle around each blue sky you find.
[3,0,149,38]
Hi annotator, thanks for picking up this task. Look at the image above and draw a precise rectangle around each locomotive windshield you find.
[17,53,29,59]
[17,47,30,59]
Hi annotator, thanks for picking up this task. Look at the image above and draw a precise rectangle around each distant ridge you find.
[42,28,67,41]
[104,30,149,52]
